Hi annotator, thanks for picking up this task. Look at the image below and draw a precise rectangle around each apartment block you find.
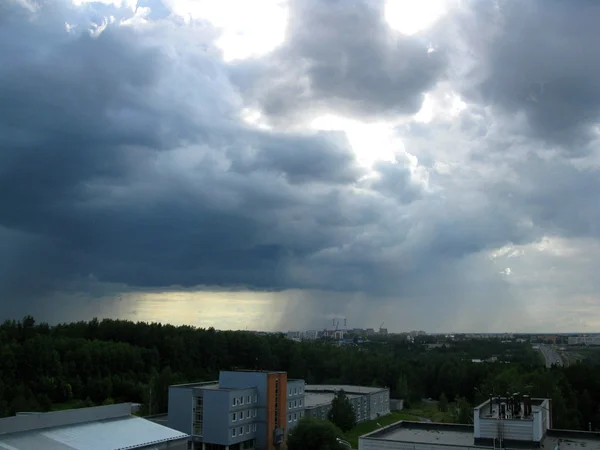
[168,371,305,450]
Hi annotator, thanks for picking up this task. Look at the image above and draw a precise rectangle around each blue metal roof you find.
[0,415,188,450]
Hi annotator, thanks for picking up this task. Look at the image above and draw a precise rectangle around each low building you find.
[0,403,188,450]
[359,395,600,450]
[568,335,600,346]
[168,371,306,450]
[304,385,390,423]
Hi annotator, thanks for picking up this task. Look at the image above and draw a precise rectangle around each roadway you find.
[538,344,563,368]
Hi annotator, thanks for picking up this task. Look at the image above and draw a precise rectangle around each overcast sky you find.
[2,0,600,332]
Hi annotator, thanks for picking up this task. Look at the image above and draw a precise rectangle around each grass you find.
[403,401,457,423]
[344,402,457,448]
[51,399,84,411]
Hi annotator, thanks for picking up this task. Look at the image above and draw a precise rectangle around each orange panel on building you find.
[266,372,287,450]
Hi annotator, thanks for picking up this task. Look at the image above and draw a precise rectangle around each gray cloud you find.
[229,0,446,125]
[3,0,600,332]
[445,0,600,151]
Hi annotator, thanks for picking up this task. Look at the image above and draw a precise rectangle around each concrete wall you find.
[368,390,390,420]
[478,418,533,441]
[228,388,258,446]
[0,403,133,435]
[286,380,305,432]
[389,399,404,411]
[359,440,486,450]
[168,387,193,435]
[145,437,189,450]
[219,371,269,450]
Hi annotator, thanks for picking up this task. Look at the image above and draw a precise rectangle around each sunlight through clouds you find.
[161,0,288,61]
[311,115,399,168]
[384,0,449,35]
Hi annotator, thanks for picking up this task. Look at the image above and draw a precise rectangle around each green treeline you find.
[0,316,599,431]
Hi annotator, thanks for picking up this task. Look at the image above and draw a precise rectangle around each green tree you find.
[455,396,472,424]
[439,392,448,413]
[396,373,409,399]
[327,390,356,432]
[287,416,344,450]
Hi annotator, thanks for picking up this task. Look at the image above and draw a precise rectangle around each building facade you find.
[568,335,600,346]
[167,372,391,450]
[304,385,390,424]
[168,371,305,450]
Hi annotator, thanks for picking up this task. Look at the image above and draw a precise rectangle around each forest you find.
[0,316,599,431]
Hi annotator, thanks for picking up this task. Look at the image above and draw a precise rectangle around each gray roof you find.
[360,421,600,449]
[304,384,386,394]
[369,424,476,446]
[0,416,188,450]
[304,392,361,409]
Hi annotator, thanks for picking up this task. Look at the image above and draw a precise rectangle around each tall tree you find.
[439,392,448,413]
[287,416,344,450]
[327,390,356,432]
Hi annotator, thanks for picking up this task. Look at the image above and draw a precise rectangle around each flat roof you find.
[170,381,219,389]
[543,435,599,449]
[304,392,361,408]
[305,384,386,394]
[361,421,600,449]
[0,416,188,450]
[363,422,476,447]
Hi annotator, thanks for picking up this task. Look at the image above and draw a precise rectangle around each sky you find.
[2,0,600,333]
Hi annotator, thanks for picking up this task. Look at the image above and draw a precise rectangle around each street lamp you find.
[336,438,352,449]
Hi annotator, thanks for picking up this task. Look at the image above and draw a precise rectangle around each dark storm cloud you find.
[491,154,600,239]
[449,0,600,151]
[4,0,585,332]
[0,0,405,309]
[229,0,446,125]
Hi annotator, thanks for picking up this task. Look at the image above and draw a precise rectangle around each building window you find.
[232,413,236,422]
[288,401,291,409]
[293,413,297,421]
[254,394,257,403]
[240,427,243,435]
[241,396,244,405]
[288,414,292,423]
[289,388,292,395]
[253,424,257,432]
[246,424,250,433]
[247,410,251,418]
[253,409,257,417]
[294,387,297,395]
[294,400,297,407]
[232,429,236,437]
[247,395,251,403]
[233,398,237,407]
[299,399,303,407]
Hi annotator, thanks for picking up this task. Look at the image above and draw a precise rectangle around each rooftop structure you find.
[0,403,188,450]
[474,396,551,445]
